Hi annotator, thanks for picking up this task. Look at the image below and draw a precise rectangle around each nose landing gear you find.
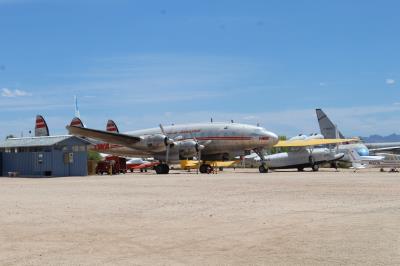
[254,148,269,173]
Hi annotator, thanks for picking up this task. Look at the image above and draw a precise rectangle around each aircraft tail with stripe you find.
[35,115,50,137]
[106,120,119,133]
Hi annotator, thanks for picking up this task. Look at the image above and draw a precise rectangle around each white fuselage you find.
[264,148,343,169]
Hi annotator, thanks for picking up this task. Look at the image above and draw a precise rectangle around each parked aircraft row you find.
[31,109,395,174]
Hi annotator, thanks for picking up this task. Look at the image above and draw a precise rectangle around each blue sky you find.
[1,0,400,138]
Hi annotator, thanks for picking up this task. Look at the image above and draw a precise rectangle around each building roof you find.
[0,135,90,148]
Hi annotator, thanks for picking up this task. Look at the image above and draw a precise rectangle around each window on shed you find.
[72,145,79,152]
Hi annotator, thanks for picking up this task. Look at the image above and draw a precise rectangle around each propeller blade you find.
[166,144,170,163]
[159,124,166,135]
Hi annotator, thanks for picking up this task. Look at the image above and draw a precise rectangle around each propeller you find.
[159,124,175,163]
[190,132,207,173]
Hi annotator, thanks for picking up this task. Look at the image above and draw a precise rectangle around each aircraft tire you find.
[259,164,268,173]
[200,164,211,174]
[312,164,319,172]
[297,167,304,172]
[155,164,170,174]
[199,165,207,173]
[163,164,170,174]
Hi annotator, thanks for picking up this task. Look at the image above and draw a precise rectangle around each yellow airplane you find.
[180,160,239,171]
[274,138,358,147]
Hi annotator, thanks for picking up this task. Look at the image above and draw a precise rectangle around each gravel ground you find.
[1,168,400,265]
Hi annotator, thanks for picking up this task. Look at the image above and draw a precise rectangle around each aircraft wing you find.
[66,125,141,147]
[369,146,400,152]
[274,138,357,148]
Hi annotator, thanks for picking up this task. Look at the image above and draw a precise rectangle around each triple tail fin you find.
[106,120,119,133]
[35,115,50,137]
[70,117,85,128]
[315,108,345,139]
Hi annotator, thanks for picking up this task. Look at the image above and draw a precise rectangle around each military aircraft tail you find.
[35,115,50,136]
[106,120,119,133]
[315,108,345,139]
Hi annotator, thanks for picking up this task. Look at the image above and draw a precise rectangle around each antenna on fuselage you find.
[210,118,213,123]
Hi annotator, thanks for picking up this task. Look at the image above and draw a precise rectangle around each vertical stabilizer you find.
[106,120,119,133]
[70,117,85,128]
[74,95,81,118]
[315,109,345,139]
[35,115,50,136]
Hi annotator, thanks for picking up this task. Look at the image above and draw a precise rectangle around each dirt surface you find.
[1,168,400,265]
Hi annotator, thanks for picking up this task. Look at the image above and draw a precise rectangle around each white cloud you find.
[1,88,32,97]
[386,78,395,85]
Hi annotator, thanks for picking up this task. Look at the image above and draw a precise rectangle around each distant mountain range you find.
[360,134,400,143]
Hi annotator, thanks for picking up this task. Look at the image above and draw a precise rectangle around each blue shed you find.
[0,135,90,177]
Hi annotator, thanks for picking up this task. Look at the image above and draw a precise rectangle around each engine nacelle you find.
[176,140,205,158]
[306,133,324,140]
[141,134,167,152]
[289,134,308,141]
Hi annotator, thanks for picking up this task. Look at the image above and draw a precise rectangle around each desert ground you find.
[1,168,400,265]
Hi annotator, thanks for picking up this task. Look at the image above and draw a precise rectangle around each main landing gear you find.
[155,163,170,174]
[254,148,269,173]
[259,164,268,173]
[199,164,213,174]
[309,156,319,172]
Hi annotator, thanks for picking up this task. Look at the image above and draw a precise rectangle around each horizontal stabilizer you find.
[66,125,141,147]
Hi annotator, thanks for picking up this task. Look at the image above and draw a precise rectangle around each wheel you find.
[312,164,319,172]
[162,164,170,174]
[130,169,134,173]
[297,167,304,172]
[155,164,169,174]
[259,164,268,173]
[199,164,208,173]
[219,167,223,171]
[200,164,212,174]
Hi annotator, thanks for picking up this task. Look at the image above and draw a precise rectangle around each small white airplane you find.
[242,133,348,171]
